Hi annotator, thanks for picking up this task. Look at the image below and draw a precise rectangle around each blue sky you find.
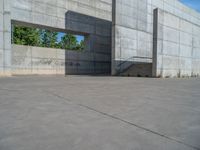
[180,0,200,12]
[57,32,84,43]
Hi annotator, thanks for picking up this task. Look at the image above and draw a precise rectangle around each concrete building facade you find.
[0,0,112,75]
[0,0,200,77]
[112,0,200,77]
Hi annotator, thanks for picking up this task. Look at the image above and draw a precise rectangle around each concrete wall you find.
[12,45,111,75]
[11,0,112,28]
[153,9,200,77]
[0,0,3,75]
[0,0,11,76]
[1,0,200,77]
[112,0,200,77]
[112,0,152,76]
[119,63,152,77]
[0,0,112,76]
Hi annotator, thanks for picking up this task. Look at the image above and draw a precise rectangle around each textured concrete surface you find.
[12,44,111,75]
[0,76,200,150]
[112,0,152,76]
[112,0,200,77]
[120,63,152,77]
[153,9,200,78]
[0,0,11,75]
[0,0,112,76]
[2,0,200,77]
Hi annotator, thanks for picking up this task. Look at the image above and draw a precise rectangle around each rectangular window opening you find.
[12,24,86,51]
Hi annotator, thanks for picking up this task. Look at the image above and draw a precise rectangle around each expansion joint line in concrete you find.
[0,88,21,92]
[47,91,200,150]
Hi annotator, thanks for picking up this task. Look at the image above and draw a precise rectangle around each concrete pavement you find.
[0,76,200,150]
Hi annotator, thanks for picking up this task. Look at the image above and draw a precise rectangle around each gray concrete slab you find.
[0,76,200,150]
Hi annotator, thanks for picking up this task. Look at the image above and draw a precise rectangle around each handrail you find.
[116,38,152,75]
[117,56,151,67]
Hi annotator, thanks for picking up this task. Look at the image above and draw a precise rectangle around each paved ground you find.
[0,76,200,150]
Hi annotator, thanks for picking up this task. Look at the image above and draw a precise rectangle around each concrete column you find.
[111,0,116,75]
[0,0,11,76]
[152,8,164,78]
[152,9,159,77]
[0,0,3,74]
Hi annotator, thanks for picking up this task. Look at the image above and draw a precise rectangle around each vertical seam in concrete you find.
[66,49,68,76]
[2,0,11,74]
[178,17,181,77]
[31,46,33,74]
[112,0,116,75]
[119,37,121,73]
[94,22,97,75]
[152,9,158,77]
[2,0,5,71]
[191,25,194,76]
[161,10,164,77]
[136,0,139,59]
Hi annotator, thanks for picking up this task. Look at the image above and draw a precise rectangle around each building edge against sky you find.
[112,0,200,78]
[1,0,200,77]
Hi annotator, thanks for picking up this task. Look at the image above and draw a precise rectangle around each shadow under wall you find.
[114,60,153,77]
[64,11,112,76]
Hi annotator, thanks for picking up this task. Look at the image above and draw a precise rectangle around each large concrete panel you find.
[112,0,153,76]
[153,9,200,77]
[1,0,200,77]
[0,76,200,149]
[0,0,11,76]
[1,0,112,76]
[12,45,111,75]
[112,0,200,77]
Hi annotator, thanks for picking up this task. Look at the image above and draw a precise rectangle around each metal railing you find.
[117,56,151,67]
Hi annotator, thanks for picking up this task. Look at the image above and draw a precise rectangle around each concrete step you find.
[120,63,152,77]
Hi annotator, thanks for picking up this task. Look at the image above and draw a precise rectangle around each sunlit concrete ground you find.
[0,75,200,150]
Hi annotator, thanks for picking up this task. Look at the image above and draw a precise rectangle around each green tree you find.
[59,34,85,50]
[13,26,40,46]
[13,26,84,50]
[78,40,85,50]
[59,33,78,50]
[40,29,58,48]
